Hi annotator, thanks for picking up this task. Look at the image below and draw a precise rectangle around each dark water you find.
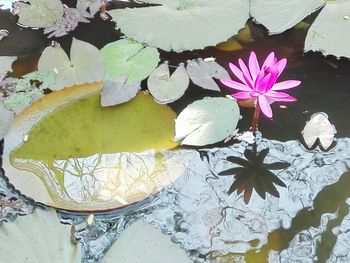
[1,1,350,263]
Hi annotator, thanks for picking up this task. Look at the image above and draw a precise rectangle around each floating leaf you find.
[215,25,252,51]
[101,76,141,107]
[4,89,43,114]
[0,99,14,140]
[0,29,9,41]
[147,62,189,104]
[38,38,105,89]
[16,0,64,28]
[108,0,249,52]
[250,0,324,34]
[77,0,103,16]
[0,209,81,262]
[186,59,230,91]
[101,220,192,263]
[3,83,184,211]
[101,39,160,82]
[0,56,16,80]
[305,0,350,58]
[175,97,240,146]
[302,112,336,150]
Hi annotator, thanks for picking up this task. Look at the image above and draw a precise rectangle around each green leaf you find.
[175,97,240,146]
[0,56,16,80]
[101,39,160,82]
[108,0,249,52]
[305,1,350,58]
[0,99,14,140]
[147,62,189,104]
[250,0,324,34]
[16,0,64,28]
[0,209,81,262]
[38,38,106,90]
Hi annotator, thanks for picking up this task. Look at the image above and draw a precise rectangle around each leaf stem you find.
[251,102,260,132]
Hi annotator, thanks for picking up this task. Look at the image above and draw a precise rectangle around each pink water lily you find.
[220,51,301,119]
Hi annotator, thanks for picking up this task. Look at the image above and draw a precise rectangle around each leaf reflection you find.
[219,143,289,204]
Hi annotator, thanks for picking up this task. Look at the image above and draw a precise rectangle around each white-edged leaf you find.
[0,99,14,140]
[101,76,141,107]
[16,0,64,28]
[305,1,350,58]
[38,38,105,89]
[101,39,160,82]
[108,0,249,52]
[0,56,16,80]
[101,220,191,263]
[250,0,324,34]
[0,209,81,263]
[148,62,189,104]
[186,59,230,91]
[175,97,240,146]
[302,112,336,150]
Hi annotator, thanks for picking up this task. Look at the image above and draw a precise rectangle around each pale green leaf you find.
[250,0,324,34]
[101,39,160,82]
[0,56,16,80]
[175,97,240,146]
[16,0,64,28]
[147,62,189,104]
[0,209,81,263]
[101,220,192,263]
[108,0,249,52]
[38,38,106,89]
[0,99,14,140]
[305,0,350,58]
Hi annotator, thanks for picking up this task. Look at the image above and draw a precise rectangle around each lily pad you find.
[250,0,324,34]
[0,209,81,263]
[16,0,64,28]
[0,99,14,140]
[38,38,106,90]
[101,76,141,107]
[147,62,189,104]
[186,59,230,91]
[0,56,16,80]
[101,220,192,263]
[175,97,240,146]
[305,0,350,58]
[108,0,249,52]
[3,83,184,211]
[302,112,336,150]
[101,39,160,82]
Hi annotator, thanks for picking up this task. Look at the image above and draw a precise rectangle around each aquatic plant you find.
[219,144,289,204]
[220,51,301,131]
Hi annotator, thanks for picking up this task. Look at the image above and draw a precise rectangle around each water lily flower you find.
[220,51,301,119]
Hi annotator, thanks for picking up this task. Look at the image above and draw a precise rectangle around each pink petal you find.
[249,51,260,80]
[258,95,273,118]
[238,59,253,87]
[220,79,252,91]
[265,70,279,91]
[276,58,287,77]
[232,91,254,100]
[262,52,275,69]
[229,63,246,84]
[271,80,301,91]
[265,91,297,102]
[256,73,270,93]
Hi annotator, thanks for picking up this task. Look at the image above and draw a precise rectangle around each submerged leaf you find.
[250,0,324,34]
[108,0,249,52]
[101,76,141,107]
[101,39,160,82]
[305,0,350,58]
[302,112,336,150]
[186,59,230,91]
[148,62,189,104]
[0,209,81,262]
[16,0,64,28]
[38,38,106,89]
[101,220,192,263]
[175,97,240,146]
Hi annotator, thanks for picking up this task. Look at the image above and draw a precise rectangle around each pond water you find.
[0,1,350,263]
